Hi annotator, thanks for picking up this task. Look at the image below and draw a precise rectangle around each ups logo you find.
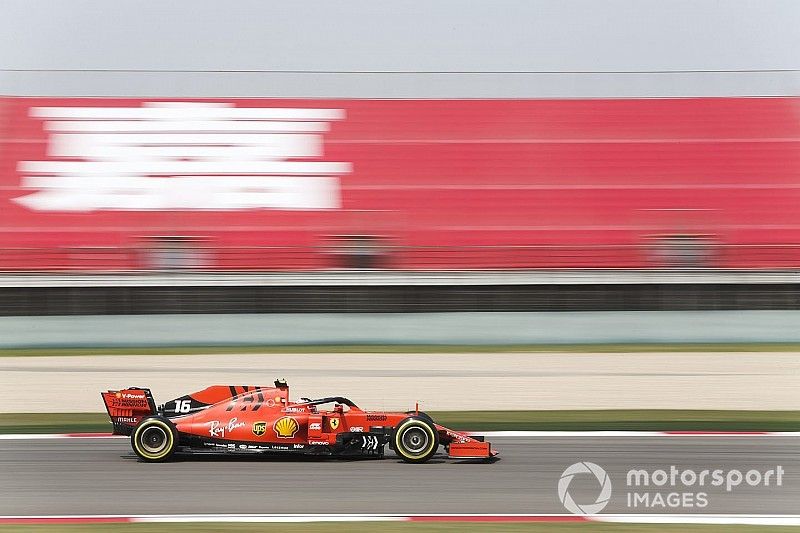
[252,421,267,436]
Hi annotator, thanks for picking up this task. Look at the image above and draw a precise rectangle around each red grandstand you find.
[0,97,798,270]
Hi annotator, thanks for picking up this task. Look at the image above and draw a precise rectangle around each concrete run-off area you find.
[0,352,797,412]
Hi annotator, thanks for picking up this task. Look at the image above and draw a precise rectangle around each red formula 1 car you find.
[101,379,496,463]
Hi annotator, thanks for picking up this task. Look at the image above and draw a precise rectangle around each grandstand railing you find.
[2,243,800,271]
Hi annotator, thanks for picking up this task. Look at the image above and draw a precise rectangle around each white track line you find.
[1,514,799,526]
[593,514,800,526]
[136,514,405,523]
[472,431,800,437]
[1,431,799,440]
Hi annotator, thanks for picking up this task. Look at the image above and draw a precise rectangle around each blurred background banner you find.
[0,0,799,343]
[2,96,800,272]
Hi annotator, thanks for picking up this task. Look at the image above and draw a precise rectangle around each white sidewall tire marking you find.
[394,419,436,460]
[133,420,175,461]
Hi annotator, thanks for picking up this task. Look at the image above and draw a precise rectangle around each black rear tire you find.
[131,416,178,462]
[392,416,439,463]
[405,410,435,424]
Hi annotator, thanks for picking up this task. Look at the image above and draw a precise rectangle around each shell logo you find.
[273,417,299,439]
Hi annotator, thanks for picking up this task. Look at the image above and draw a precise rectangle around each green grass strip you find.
[2,410,798,434]
[432,410,800,432]
[1,342,800,357]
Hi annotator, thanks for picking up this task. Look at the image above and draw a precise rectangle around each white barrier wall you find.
[3,311,800,348]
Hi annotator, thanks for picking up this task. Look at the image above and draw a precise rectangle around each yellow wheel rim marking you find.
[134,420,174,460]
[394,420,436,459]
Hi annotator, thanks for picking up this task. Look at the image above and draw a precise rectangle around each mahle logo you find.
[558,462,612,515]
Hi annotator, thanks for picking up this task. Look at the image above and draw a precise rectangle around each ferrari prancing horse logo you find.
[330,418,340,430]
[252,421,266,436]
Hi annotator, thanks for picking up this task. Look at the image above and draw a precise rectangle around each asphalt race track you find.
[1,436,797,516]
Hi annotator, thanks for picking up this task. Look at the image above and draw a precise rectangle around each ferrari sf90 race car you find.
[101,379,496,463]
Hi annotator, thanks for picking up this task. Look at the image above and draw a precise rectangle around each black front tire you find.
[131,416,178,462]
[405,410,435,424]
[392,416,439,463]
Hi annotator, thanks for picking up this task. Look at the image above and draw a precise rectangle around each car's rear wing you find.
[100,387,156,435]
